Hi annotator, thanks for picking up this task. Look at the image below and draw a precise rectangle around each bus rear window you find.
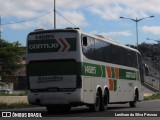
[27,60,77,76]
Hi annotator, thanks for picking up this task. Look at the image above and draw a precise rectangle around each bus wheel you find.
[129,92,138,108]
[89,91,100,112]
[100,90,108,111]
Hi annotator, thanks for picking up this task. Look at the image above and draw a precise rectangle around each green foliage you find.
[0,103,36,110]
[0,92,27,96]
[144,93,160,100]
[0,39,25,83]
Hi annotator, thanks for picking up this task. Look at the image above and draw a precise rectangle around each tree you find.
[0,39,24,83]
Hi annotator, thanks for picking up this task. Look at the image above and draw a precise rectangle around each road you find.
[1,100,160,119]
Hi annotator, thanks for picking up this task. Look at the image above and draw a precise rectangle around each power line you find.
[54,0,56,29]
[1,10,53,26]
[0,9,79,29]
[56,10,79,28]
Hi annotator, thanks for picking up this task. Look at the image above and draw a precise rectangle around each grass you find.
[0,92,27,96]
[0,103,37,110]
[144,93,160,101]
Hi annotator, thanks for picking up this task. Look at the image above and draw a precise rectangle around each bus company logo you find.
[126,72,136,79]
[29,43,59,50]
[85,65,96,75]
[28,38,71,52]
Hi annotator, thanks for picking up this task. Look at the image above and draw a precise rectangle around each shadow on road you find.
[41,105,132,117]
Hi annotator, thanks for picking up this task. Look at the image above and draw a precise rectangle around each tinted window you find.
[82,35,138,68]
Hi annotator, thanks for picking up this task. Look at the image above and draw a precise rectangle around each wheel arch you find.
[134,87,139,101]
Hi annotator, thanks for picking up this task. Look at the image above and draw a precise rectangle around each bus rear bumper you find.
[27,89,83,106]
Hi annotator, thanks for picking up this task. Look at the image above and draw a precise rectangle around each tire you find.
[100,90,108,111]
[129,92,138,108]
[89,91,101,112]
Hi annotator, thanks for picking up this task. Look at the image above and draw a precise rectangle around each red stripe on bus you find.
[115,68,119,79]
[106,66,112,78]
[109,79,113,91]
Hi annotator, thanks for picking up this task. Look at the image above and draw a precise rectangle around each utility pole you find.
[0,15,1,39]
[54,0,56,29]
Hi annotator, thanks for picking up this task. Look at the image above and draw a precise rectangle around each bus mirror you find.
[83,37,87,46]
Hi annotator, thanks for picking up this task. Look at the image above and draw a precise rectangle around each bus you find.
[26,28,144,112]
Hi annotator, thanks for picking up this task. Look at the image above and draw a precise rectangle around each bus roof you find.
[78,29,140,54]
[29,28,140,54]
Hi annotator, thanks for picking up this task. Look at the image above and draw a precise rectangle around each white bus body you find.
[26,29,144,112]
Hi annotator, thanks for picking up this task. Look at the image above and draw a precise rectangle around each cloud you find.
[103,31,132,37]
[7,10,87,30]
[90,30,132,37]
[142,26,160,35]
[1,0,160,30]
[87,0,159,20]
[0,0,88,30]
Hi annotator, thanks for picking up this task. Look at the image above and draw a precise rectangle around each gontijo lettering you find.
[29,43,59,50]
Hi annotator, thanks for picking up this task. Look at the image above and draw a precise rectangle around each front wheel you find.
[129,92,138,108]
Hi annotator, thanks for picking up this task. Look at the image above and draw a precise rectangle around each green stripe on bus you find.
[27,61,137,80]
[81,63,106,78]
[66,38,76,51]
[111,67,115,78]
[114,80,117,91]
[119,69,136,80]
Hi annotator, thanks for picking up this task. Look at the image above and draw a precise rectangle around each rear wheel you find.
[89,91,100,112]
[100,90,108,111]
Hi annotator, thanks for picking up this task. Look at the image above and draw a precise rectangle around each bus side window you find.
[83,36,87,46]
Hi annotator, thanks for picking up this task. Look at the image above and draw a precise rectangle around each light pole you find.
[119,16,154,50]
[54,0,56,29]
[0,15,1,39]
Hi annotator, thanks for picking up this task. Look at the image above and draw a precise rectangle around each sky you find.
[0,0,160,46]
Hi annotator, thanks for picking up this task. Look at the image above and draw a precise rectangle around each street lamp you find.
[119,16,154,50]
[0,15,1,39]
[146,38,160,91]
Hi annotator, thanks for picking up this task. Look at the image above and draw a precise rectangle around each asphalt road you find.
[1,100,160,119]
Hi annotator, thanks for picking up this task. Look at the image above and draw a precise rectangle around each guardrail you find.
[144,76,160,91]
